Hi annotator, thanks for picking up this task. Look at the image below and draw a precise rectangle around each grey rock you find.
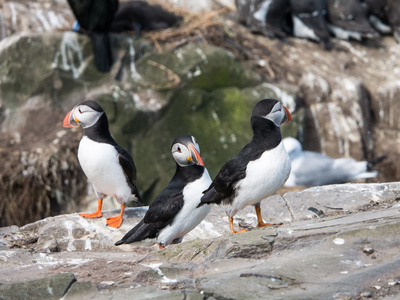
[0,272,76,300]
[63,281,98,300]
[1,183,400,299]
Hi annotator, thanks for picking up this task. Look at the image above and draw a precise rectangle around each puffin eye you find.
[177,147,181,153]
[78,107,82,114]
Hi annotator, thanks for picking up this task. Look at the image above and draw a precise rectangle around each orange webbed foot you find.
[231,228,249,234]
[158,244,165,249]
[228,217,249,234]
[106,205,125,228]
[79,211,103,219]
[80,199,103,219]
[106,215,123,228]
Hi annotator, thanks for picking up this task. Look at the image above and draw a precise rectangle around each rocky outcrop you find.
[1,182,400,299]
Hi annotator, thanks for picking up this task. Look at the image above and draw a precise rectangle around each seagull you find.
[283,137,379,187]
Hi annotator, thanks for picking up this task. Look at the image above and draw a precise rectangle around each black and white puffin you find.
[63,100,141,228]
[115,135,211,248]
[198,99,292,234]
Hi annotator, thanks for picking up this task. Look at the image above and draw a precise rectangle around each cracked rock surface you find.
[1,182,400,299]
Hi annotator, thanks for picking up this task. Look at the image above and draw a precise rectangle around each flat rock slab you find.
[1,182,400,299]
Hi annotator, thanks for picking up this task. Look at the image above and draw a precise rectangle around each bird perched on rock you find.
[283,137,381,187]
[198,99,292,234]
[115,135,211,248]
[363,0,400,42]
[67,0,118,72]
[63,100,141,228]
[290,0,331,49]
[326,0,378,41]
[110,0,183,37]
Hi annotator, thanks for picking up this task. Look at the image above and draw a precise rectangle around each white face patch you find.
[263,101,284,127]
[172,142,191,167]
[73,105,104,128]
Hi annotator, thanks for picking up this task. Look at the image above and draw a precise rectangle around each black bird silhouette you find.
[67,0,119,72]
[110,1,182,37]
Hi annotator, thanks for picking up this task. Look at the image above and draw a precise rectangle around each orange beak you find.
[62,109,79,128]
[281,105,292,125]
[189,144,205,166]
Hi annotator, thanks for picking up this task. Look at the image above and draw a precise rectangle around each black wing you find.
[115,184,184,245]
[200,154,247,206]
[115,219,159,245]
[116,146,141,202]
[144,191,184,225]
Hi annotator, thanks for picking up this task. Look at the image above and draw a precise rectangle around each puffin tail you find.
[115,219,158,246]
[197,185,221,208]
[90,32,113,73]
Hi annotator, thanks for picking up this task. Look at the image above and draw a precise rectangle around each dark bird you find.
[67,0,118,72]
[290,0,331,49]
[110,1,183,37]
[326,0,378,41]
[199,99,292,234]
[265,0,292,38]
[63,100,141,228]
[235,0,291,38]
[115,135,211,248]
[363,0,400,42]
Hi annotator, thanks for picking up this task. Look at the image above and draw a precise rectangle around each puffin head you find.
[171,135,204,167]
[63,100,105,129]
[252,99,292,127]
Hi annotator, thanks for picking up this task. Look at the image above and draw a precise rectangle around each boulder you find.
[0,272,76,300]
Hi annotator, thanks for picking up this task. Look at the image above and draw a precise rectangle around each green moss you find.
[135,43,262,92]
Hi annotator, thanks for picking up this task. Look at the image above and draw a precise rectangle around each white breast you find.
[227,141,291,217]
[157,168,212,246]
[78,136,131,204]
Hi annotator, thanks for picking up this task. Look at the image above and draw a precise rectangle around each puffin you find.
[283,137,381,187]
[198,99,292,234]
[67,0,118,72]
[115,135,211,248]
[63,100,141,228]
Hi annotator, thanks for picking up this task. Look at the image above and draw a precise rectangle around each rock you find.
[63,281,98,300]
[0,0,74,41]
[1,183,400,299]
[0,272,76,300]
